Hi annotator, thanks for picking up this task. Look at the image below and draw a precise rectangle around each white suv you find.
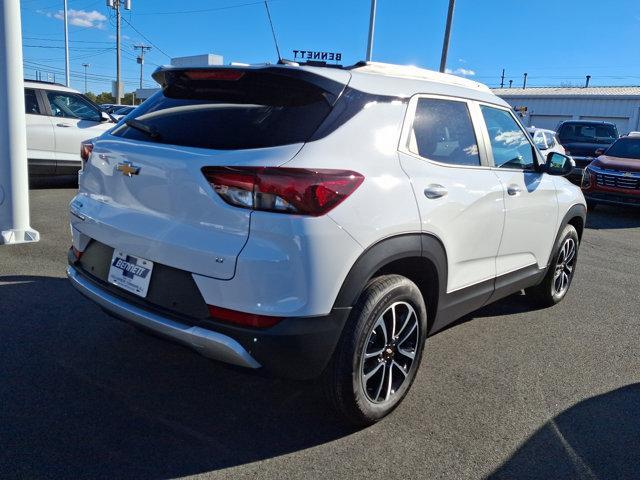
[67,62,586,425]
[25,80,114,176]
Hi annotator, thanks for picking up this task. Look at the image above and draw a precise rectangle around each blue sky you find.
[20,0,640,94]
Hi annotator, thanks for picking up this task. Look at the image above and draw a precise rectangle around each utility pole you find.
[0,0,40,245]
[523,72,528,89]
[365,0,377,62]
[63,0,70,87]
[82,63,90,93]
[439,0,456,73]
[500,68,505,88]
[133,44,151,90]
[509,79,513,88]
[106,0,131,104]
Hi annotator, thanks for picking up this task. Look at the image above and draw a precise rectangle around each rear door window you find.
[113,70,336,150]
[407,97,481,166]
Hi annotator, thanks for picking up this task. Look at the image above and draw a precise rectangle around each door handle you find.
[424,184,448,199]
[507,184,521,196]
[56,123,71,127]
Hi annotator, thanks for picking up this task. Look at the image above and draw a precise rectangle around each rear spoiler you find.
[151,65,350,106]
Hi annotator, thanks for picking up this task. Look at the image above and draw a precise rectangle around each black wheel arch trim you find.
[332,232,448,321]
[547,203,586,267]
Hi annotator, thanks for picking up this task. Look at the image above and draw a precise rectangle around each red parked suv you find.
[581,135,640,209]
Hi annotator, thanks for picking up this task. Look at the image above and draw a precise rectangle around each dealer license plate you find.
[107,251,154,298]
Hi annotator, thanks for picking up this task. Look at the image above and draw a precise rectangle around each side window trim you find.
[26,88,51,116]
[398,93,491,169]
[474,101,544,170]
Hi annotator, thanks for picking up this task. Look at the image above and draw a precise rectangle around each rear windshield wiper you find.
[125,119,162,140]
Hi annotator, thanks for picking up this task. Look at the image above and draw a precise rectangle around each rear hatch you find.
[76,65,350,279]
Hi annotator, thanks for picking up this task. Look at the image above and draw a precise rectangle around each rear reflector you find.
[202,167,364,216]
[208,305,282,329]
[71,246,83,260]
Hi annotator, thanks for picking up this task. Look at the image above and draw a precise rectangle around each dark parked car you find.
[557,120,619,184]
[581,135,640,209]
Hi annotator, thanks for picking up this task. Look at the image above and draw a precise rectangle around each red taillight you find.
[202,167,364,216]
[71,246,83,260]
[183,70,245,81]
[80,141,93,168]
[208,305,282,329]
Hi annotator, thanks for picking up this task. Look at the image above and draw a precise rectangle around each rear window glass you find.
[558,123,617,142]
[113,70,334,150]
[605,138,640,159]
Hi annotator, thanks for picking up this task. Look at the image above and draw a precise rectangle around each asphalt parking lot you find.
[1,185,639,480]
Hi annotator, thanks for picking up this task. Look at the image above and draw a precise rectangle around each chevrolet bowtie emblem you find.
[116,161,140,177]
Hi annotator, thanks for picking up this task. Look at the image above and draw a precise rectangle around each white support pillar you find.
[0,0,40,245]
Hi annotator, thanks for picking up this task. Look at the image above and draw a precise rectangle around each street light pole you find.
[0,0,40,245]
[365,0,377,62]
[82,63,90,93]
[63,0,70,87]
[439,0,456,73]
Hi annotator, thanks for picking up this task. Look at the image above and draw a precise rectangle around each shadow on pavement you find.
[488,384,640,479]
[585,204,640,230]
[0,275,356,479]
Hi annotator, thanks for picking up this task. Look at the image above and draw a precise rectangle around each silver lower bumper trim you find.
[67,266,261,369]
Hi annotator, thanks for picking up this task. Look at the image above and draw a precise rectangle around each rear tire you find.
[526,224,579,307]
[323,275,427,426]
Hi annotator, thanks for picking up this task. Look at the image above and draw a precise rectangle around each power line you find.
[23,36,113,44]
[135,0,279,16]
[120,16,171,59]
[23,44,112,49]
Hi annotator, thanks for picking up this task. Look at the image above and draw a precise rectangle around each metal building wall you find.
[497,96,640,133]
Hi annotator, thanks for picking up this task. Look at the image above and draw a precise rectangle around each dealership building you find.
[493,86,640,134]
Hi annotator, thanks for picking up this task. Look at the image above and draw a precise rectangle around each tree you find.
[94,92,115,105]
[123,92,136,105]
[86,91,139,106]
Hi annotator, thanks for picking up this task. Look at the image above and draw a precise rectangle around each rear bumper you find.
[67,264,351,379]
[67,265,261,369]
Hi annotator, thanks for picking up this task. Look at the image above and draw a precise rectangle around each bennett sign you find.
[293,50,342,62]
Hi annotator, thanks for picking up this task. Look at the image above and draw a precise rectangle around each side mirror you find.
[594,147,606,156]
[546,152,575,176]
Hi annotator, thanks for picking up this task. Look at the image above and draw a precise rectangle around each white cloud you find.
[45,9,107,29]
[445,67,476,77]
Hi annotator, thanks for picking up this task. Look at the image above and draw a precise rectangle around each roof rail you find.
[24,78,66,87]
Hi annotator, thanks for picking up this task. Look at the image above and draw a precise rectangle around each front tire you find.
[526,224,579,307]
[323,275,427,426]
